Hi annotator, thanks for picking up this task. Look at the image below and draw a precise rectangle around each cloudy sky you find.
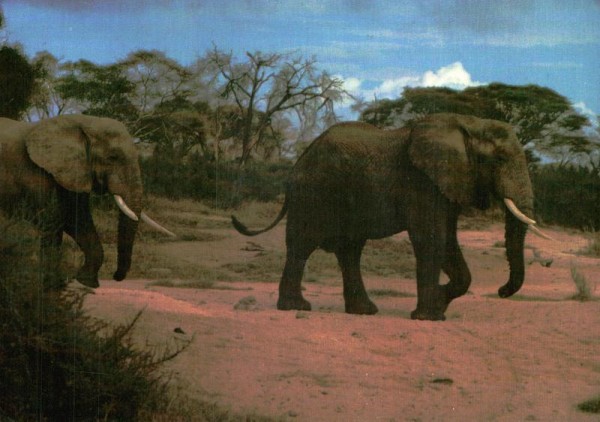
[2,0,599,121]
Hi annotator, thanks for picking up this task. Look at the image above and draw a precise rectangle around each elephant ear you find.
[408,115,473,206]
[25,115,93,192]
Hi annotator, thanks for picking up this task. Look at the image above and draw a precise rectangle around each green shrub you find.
[141,152,292,208]
[532,165,600,230]
[0,215,190,420]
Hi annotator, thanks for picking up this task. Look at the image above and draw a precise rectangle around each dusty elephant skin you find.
[0,115,145,289]
[233,113,540,321]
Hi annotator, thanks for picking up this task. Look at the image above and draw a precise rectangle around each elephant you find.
[0,114,174,289]
[232,113,550,321]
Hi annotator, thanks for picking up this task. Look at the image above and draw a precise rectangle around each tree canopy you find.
[359,84,595,163]
[21,48,350,164]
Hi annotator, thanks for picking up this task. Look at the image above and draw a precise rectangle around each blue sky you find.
[2,0,599,123]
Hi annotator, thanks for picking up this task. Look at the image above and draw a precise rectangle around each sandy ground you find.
[84,222,600,421]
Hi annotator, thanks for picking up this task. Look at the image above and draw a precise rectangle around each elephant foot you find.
[277,295,312,311]
[345,299,379,315]
[113,269,128,282]
[410,308,446,321]
[75,270,100,288]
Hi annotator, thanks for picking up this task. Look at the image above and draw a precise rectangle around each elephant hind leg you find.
[335,239,378,315]
[277,241,315,311]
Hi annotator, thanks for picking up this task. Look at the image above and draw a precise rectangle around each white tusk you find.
[528,224,555,241]
[141,212,177,238]
[504,198,536,225]
[114,195,139,221]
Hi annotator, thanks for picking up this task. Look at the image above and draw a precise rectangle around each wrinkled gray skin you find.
[233,113,534,321]
[0,115,143,288]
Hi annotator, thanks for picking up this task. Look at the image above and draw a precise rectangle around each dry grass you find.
[570,263,596,301]
[581,231,600,257]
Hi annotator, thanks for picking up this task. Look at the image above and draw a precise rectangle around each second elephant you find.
[232,113,548,321]
[0,114,174,288]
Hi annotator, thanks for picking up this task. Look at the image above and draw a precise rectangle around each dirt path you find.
[85,224,600,421]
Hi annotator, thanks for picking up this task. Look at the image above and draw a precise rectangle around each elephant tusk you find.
[141,212,177,238]
[503,198,536,225]
[528,224,555,241]
[114,195,139,221]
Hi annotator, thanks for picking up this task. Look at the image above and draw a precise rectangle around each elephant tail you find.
[231,198,288,236]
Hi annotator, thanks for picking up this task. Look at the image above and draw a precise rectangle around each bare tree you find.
[207,47,349,164]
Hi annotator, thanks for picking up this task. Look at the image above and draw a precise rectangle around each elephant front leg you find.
[407,193,449,321]
[335,240,378,315]
[442,210,472,306]
[62,193,103,288]
[411,255,446,321]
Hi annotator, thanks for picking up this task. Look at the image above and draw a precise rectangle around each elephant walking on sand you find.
[0,114,174,289]
[232,113,549,321]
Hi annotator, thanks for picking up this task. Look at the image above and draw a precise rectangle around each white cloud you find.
[573,102,599,130]
[342,61,482,102]
[341,77,362,93]
[421,62,482,89]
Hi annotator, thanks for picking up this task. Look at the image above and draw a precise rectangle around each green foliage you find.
[57,59,138,121]
[532,164,600,230]
[141,152,292,208]
[359,84,594,162]
[0,45,35,118]
[0,216,190,420]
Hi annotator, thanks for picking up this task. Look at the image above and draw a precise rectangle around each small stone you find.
[234,296,259,311]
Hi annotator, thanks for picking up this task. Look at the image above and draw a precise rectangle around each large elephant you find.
[232,113,549,321]
[0,114,174,289]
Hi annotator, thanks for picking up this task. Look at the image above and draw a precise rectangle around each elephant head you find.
[24,115,146,281]
[408,113,544,298]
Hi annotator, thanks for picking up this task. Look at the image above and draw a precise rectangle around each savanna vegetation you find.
[1,5,599,420]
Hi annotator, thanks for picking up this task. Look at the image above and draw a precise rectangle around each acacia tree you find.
[359,84,594,164]
[57,59,138,122]
[27,51,74,119]
[207,47,349,164]
[119,50,195,114]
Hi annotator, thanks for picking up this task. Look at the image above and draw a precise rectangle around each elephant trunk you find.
[496,156,535,298]
[113,208,140,281]
[498,209,528,298]
[109,175,143,281]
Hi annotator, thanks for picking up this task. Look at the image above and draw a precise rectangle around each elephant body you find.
[233,113,538,321]
[0,115,144,289]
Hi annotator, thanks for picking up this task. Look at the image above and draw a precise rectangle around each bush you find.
[532,165,600,230]
[141,152,292,208]
[0,215,189,420]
